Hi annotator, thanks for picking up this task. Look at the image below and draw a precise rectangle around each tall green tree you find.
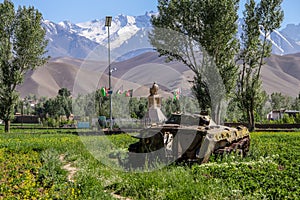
[292,92,300,111]
[150,0,239,123]
[43,88,73,119]
[161,98,180,118]
[129,97,148,119]
[270,92,293,110]
[56,88,72,119]
[0,0,48,132]
[43,98,57,118]
[95,89,109,117]
[238,0,283,130]
[237,0,262,130]
[33,96,47,119]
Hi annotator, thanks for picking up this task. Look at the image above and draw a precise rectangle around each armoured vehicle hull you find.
[128,113,250,164]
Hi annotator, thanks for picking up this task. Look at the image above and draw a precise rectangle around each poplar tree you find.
[56,88,72,120]
[150,0,239,123]
[0,0,48,132]
[238,0,283,130]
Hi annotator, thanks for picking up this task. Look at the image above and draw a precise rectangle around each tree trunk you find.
[4,120,10,133]
[248,110,255,132]
[250,109,255,131]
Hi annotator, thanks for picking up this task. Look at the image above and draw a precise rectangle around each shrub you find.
[281,114,296,124]
[46,118,59,127]
[295,113,300,123]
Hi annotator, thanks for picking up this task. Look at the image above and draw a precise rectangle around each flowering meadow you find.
[0,130,299,199]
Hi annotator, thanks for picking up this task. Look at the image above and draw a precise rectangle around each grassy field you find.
[0,130,299,199]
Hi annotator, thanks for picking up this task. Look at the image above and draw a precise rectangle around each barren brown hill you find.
[17,57,106,97]
[17,52,300,98]
[263,53,300,97]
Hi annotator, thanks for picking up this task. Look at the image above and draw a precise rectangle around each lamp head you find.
[105,16,112,27]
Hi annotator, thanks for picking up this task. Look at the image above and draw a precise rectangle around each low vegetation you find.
[0,130,299,199]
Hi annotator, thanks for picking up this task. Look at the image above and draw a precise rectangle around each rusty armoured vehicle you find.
[128,113,250,165]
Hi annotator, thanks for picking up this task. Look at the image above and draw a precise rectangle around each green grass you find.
[0,131,299,199]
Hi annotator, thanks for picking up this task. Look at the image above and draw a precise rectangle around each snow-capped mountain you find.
[76,14,151,48]
[269,29,300,55]
[280,24,300,46]
[43,13,300,59]
[43,12,155,59]
[43,20,101,58]
[237,19,300,55]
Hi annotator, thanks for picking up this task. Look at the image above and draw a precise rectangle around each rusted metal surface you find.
[128,113,251,164]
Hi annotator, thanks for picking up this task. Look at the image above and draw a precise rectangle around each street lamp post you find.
[105,16,113,131]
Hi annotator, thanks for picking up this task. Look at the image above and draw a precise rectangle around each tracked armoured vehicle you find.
[128,113,250,164]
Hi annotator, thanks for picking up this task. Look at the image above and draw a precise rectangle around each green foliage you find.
[73,92,101,118]
[237,0,284,130]
[281,114,296,124]
[227,91,300,123]
[151,0,239,123]
[226,92,270,124]
[161,97,180,118]
[192,73,211,112]
[43,117,59,128]
[110,132,300,199]
[38,149,67,188]
[270,92,294,110]
[0,148,43,198]
[0,131,299,199]
[226,98,246,122]
[14,95,38,115]
[56,88,72,119]
[161,96,199,118]
[129,97,147,119]
[73,90,148,123]
[0,134,81,199]
[31,88,73,123]
[268,114,299,124]
[271,92,285,110]
[32,96,47,117]
[0,1,48,132]
[292,96,300,111]
[295,113,300,123]
[95,89,110,117]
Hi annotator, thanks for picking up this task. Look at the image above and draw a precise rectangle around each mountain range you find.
[16,13,300,99]
[17,52,300,99]
[43,12,300,59]
[43,12,155,60]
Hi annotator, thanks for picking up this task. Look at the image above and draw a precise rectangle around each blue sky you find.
[2,0,299,28]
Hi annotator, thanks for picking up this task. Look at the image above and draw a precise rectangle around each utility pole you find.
[105,16,113,131]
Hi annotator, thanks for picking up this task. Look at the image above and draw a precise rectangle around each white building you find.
[267,109,300,120]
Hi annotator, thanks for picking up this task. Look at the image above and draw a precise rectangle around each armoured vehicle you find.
[128,113,250,164]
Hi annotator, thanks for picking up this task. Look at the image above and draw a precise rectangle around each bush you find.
[295,113,300,123]
[43,118,59,127]
[281,114,296,124]
[38,149,67,187]
[59,119,75,128]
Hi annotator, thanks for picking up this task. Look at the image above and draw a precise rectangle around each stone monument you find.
[144,82,167,124]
